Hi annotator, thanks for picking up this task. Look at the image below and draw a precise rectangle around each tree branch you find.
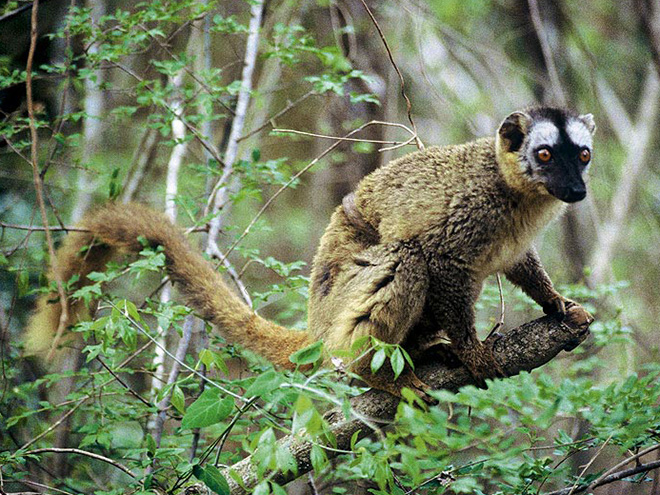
[542,458,660,495]
[214,314,591,495]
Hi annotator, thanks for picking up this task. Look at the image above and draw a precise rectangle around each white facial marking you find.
[566,118,593,149]
[527,121,560,150]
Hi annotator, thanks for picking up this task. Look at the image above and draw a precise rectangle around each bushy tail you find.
[25,202,312,368]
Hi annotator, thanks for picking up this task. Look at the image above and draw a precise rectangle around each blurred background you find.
[1,0,659,493]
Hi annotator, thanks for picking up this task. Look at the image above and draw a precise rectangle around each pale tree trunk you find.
[71,0,105,223]
[205,0,264,255]
[589,68,660,286]
[150,69,188,396]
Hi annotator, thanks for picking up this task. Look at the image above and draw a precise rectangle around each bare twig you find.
[18,339,158,452]
[96,358,153,407]
[543,459,660,495]
[567,434,612,495]
[19,397,88,451]
[151,317,195,447]
[112,62,226,169]
[237,90,318,143]
[11,478,75,495]
[220,120,410,265]
[0,222,88,232]
[23,448,137,478]
[121,128,159,203]
[110,301,246,402]
[206,241,252,306]
[586,442,660,492]
[272,127,412,148]
[357,0,423,150]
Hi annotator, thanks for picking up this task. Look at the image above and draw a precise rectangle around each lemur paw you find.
[563,301,594,330]
[542,295,568,317]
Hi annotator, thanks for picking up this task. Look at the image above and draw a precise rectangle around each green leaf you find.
[310,444,327,473]
[146,434,157,458]
[244,370,284,398]
[350,429,361,450]
[120,299,142,323]
[390,348,405,380]
[270,482,288,495]
[171,385,186,415]
[289,340,323,365]
[193,464,230,495]
[181,389,234,429]
[371,348,386,374]
[17,270,29,297]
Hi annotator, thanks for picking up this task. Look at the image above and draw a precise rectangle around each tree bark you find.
[202,313,592,495]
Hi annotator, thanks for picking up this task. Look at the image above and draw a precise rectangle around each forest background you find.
[1,0,660,494]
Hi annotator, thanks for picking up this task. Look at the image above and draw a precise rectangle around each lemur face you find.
[498,107,596,203]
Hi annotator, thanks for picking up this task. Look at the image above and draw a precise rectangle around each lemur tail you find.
[25,202,312,368]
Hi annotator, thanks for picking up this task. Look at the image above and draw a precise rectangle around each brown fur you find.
[25,203,311,369]
[308,110,594,398]
[27,108,594,400]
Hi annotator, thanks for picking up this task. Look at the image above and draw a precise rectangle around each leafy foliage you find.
[1,0,659,494]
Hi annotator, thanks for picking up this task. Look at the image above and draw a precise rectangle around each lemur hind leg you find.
[331,241,436,403]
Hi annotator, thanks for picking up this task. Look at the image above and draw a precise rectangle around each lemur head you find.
[495,107,596,203]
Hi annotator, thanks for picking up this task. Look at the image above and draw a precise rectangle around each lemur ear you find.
[579,113,596,134]
[498,111,531,153]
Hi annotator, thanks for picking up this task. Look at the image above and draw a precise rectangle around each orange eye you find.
[537,148,552,163]
[579,148,591,164]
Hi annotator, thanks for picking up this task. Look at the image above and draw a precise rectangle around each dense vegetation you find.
[1,0,659,494]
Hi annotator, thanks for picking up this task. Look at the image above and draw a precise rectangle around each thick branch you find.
[216,314,591,495]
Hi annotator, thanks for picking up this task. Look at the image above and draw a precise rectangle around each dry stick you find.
[13,478,75,495]
[24,448,137,479]
[527,0,568,107]
[206,241,252,306]
[543,459,660,495]
[96,358,153,408]
[122,127,159,203]
[110,301,246,403]
[0,222,88,232]
[237,90,317,143]
[358,0,423,150]
[585,442,660,492]
[151,317,195,448]
[205,0,264,252]
[218,314,592,495]
[19,398,88,451]
[24,0,69,361]
[272,128,410,146]
[567,434,612,495]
